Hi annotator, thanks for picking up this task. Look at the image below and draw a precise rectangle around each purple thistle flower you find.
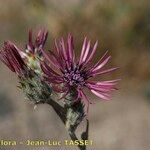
[26,29,48,55]
[41,34,120,107]
[0,41,27,76]
[15,29,48,74]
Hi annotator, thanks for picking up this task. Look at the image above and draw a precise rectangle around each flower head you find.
[41,35,119,108]
[26,29,48,55]
[0,34,52,104]
[0,41,27,76]
[17,29,48,74]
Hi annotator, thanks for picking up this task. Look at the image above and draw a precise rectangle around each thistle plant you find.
[0,29,119,150]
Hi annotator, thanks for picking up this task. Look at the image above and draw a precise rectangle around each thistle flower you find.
[26,29,48,55]
[0,34,52,104]
[0,41,27,76]
[17,29,48,74]
[41,35,120,108]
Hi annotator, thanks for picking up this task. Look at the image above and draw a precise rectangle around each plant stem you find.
[43,98,89,150]
[69,119,89,150]
[46,98,66,124]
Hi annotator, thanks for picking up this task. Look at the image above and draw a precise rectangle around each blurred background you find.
[0,0,150,150]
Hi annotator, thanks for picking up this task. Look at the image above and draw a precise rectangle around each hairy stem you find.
[42,98,89,150]
[46,98,66,123]
[69,119,89,150]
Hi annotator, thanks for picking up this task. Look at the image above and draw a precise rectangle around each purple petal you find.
[87,50,109,72]
[79,37,87,64]
[35,29,48,48]
[82,40,91,63]
[0,41,26,75]
[5,42,25,72]
[55,39,63,59]
[84,40,98,65]
[0,54,15,72]
[60,38,68,60]
[41,49,61,68]
[92,56,111,72]
[92,67,119,76]
[96,79,121,86]
[28,29,34,51]
[41,62,62,78]
[67,34,74,62]
[91,89,110,100]
[87,83,114,92]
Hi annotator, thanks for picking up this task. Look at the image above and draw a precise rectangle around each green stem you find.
[46,98,66,124]
[43,98,89,150]
[69,119,89,150]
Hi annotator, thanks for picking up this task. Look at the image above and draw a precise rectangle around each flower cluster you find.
[0,29,119,111]
[0,30,51,103]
